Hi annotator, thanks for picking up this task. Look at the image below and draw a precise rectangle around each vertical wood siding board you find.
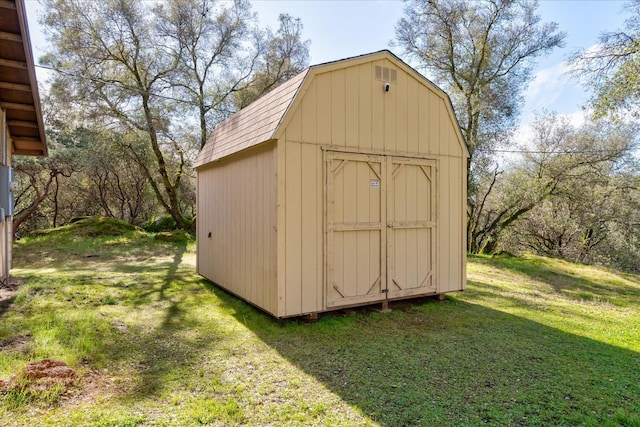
[301,144,317,313]
[326,152,333,306]
[254,153,260,306]
[461,155,467,290]
[270,144,278,312]
[219,166,224,283]
[228,162,236,289]
[235,160,243,298]
[316,147,324,311]
[245,157,251,302]
[214,168,218,278]
[270,144,278,313]
[315,75,330,144]
[300,79,314,143]
[208,169,214,281]
[357,230,368,296]
[276,138,287,316]
[285,142,303,315]
[240,156,245,293]
[288,106,302,142]
[429,93,439,156]
[202,170,209,278]
[330,156,344,303]
[439,159,451,291]
[433,159,438,292]
[260,149,267,308]
[372,61,384,150]
[343,162,355,296]
[246,155,251,297]
[226,163,232,291]
[384,66,396,153]
[401,164,409,287]
[372,160,380,292]
[407,78,419,154]
[216,166,222,284]
[217,167,222,281]
[196,174,201,274]
[255,154,261,307]
[332,69,347,147]
[450,157,461,292]
[418,88,427,155]
[227,163,233,287]
[385,157,392,295]
[408,165,418,286]
[346,67,359,148]
[262,151,268,310]
[397,70,408,154]
[336,231,345,302]
[358,63,372,150]
[443,101,452,156]
[356,163,366,295]
[229,162,235,288]
[263,148,269,311]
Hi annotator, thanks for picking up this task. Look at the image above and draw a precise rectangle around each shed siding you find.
[280,58,466,303]
[281,136,325,316]
[196,142,278,315]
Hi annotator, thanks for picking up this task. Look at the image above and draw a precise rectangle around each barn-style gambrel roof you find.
[0,0,47,157]
[195,50,467,168]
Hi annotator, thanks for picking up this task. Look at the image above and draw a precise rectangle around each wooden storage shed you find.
[195,50,468,318]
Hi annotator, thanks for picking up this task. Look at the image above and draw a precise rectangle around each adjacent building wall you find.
[0,113,10,281]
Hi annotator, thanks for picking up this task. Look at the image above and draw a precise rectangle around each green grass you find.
[0,222,638,426]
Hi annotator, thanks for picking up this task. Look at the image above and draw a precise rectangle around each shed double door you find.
[326,151,437,308]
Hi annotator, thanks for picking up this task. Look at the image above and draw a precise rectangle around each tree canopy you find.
[395,0,565,158]
[570,0,640,119]
[39,0,309,229]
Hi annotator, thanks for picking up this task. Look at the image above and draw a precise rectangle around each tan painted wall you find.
[196,141,278,316]
[277,58,467,316]
[1,124,13,280]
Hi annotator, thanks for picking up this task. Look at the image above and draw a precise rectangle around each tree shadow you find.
[221,289,640,426]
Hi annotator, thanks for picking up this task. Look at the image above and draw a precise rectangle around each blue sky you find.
[25,0,631,134]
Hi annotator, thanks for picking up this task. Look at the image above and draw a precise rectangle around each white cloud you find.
[523,61,576,116]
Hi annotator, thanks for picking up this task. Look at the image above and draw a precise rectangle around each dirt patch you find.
[0,359,76,403]
[60,366,140,409]
[22,359,75,382]
[0,359,136,410]
[0,334,32,354]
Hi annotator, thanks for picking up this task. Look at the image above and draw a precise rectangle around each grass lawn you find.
[1,219,639,426]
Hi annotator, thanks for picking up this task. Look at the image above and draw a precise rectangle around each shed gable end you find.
[276,54,466,158]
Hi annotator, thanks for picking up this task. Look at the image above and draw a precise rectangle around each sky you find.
[23,0,631,142]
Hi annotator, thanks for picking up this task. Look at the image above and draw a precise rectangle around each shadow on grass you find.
[101,240,213,398]
[219,288,640,426]
[8,240,207,400]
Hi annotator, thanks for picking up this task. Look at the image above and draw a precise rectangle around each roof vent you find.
[375,66,397,83]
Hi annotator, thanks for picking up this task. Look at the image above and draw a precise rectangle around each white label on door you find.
[370,178,380,188]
